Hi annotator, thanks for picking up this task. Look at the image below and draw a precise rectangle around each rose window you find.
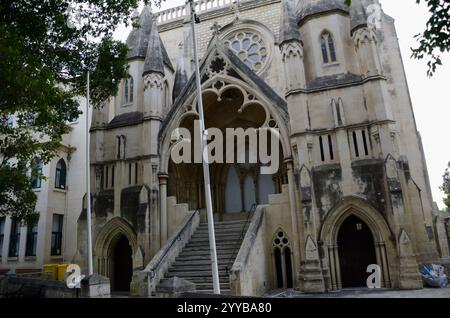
[224,31,268,73]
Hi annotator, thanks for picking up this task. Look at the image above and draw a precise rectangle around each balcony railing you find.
[154,0,247,25]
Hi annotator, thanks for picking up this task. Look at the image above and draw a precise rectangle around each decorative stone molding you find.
[144,73,164,90]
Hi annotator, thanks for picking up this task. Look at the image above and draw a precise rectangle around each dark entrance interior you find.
[337,215,377,288]
[112,235,132,292]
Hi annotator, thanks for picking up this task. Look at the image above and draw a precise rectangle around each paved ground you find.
[264,287,450,298]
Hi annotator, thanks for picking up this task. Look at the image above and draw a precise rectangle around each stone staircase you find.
[159,220,250,294]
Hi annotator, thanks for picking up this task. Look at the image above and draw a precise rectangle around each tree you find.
[0,0,164,224]
[441,163,450,212]
[411,0,450,77]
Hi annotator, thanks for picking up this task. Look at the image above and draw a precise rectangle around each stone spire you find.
[350,0,368,34]
[279,0,301,46]
[143,14,165,76]
[126,6,154,59]
[172,43,188,103]
[297,0,349,22]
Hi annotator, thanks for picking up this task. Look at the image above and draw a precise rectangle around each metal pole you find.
[86,70,94,276]
[187,0,221,295]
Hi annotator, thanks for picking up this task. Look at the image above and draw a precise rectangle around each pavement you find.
[264,287,450,298]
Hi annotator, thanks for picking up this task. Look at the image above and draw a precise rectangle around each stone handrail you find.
[154,0,247,25]
[142,210,200,297]
[229,205,268,296]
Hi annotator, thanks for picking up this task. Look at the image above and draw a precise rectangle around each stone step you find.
[187,238,242,245]
[199,220,248,226]
[185,241,242,250]
[154,219,250,296]
[197,224,247,230]
[195,225,248,234]
[172,260,235,267]
[195,290,232,295]
[191,231,246,238]
[165,276,230,285]
[166,270,229,277]
[178,249,238,258]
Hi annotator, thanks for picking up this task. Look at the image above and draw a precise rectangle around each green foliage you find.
[412,0,450,77]
[0,0,163,224]
[441,162,450,212]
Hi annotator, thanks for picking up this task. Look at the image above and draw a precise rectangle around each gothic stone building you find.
[75,0,450,296]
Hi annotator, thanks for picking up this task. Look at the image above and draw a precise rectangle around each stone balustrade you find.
[154,0,246,25]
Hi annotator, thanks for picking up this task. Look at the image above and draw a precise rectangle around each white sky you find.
[113,0,450,209]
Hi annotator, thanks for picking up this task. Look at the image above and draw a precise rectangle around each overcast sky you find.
[114,0,450,209]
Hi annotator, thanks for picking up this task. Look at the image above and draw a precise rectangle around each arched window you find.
[320,32,337,64]
[55,159,67,189]
[273,230,293,288]
[124,76,134,104]
[31,160,43,189]
[164,81,170,108]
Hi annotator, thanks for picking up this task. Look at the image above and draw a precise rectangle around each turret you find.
[172,43,189,103]
[279,0,305,91]
[142,12,166,117]
[351,0,383,77]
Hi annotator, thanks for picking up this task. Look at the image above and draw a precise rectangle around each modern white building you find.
[0,98,89,274]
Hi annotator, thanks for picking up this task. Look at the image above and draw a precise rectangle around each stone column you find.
[286,159,300,287]
[159,173,169,245]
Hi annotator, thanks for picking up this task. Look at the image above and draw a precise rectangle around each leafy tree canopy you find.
[0,0,163,225]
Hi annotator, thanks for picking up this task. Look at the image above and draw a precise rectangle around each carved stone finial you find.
[211,21,222,37]
[231,0,240,20]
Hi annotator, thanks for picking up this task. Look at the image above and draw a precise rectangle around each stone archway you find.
[319,196,394,290]
[160,75,289,217]
[93,217,138,290]
[337,215,377,287]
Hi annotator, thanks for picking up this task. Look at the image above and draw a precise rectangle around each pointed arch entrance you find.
[319,196,394,290]
[159,46,292,217]
[337,215,377,287]
[93,218,138,292]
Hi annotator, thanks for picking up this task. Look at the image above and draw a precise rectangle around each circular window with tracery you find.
[224,30,268,73]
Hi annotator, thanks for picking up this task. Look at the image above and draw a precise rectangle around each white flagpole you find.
[86,70,94,276]
[187,0,221,295]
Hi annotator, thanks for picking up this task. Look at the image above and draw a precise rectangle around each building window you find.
[273,230,293,288]
[105,166,109,189]
[320,32,337,64]
[224,30,268,73]
[319,136,325,162]
[25,224,38,257]
[351,129,371,159]
[31,160,43,189]
[55,159,67,189]
[51,214,63,256]
[8,218,21,258]
[111,165,115,188]
[129,163,132,185]
[135,163,138,185]
[362,130,369,156]
[328,135,334,161]
[352,131,360,157]
[319,134,335,162]
[0,217,5,258]
[332,98,345,127]
[124,76,134,104]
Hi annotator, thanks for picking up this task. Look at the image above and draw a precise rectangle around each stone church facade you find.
[75,0,450,296]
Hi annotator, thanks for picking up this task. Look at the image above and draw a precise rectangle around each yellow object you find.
[43,264,58,280]
[57,264,70,281]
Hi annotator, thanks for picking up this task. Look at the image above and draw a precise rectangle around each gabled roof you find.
[161,37,288,134]
[143,18,165,76]
[279,0,301,45]
[126,6,174,73]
